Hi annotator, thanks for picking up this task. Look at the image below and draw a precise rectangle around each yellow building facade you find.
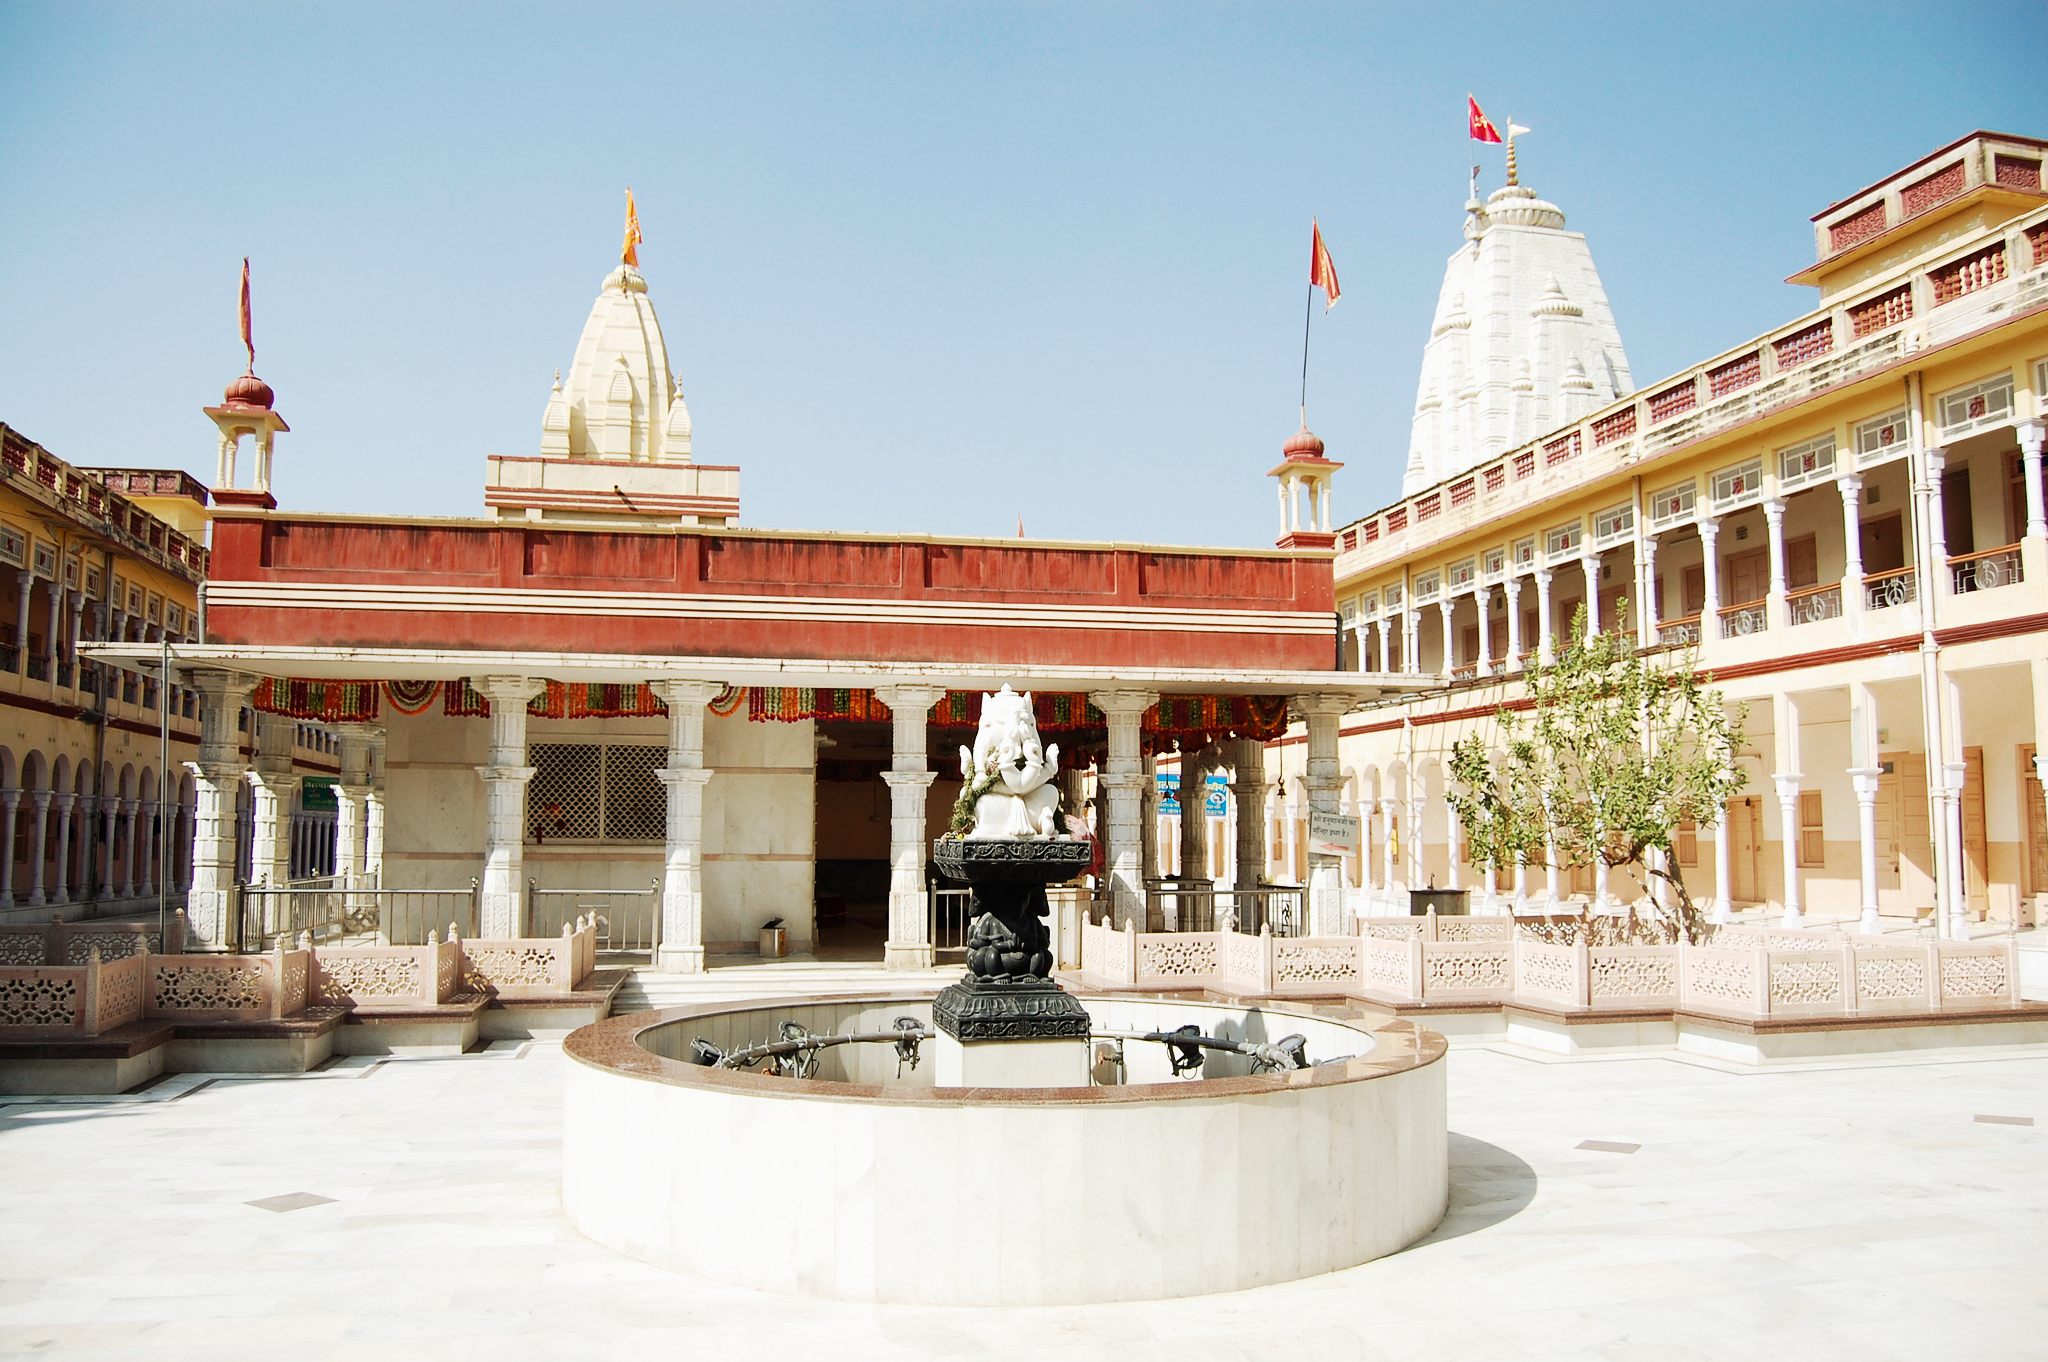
[0,425,220,923]
[1293,131,2048,936]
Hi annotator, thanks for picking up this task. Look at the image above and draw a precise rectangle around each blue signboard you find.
[1157,772,1231,818]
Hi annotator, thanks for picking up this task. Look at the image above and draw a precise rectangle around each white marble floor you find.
[2,1034,2044,1361]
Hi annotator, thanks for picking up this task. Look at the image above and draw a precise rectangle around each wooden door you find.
[1786,534,1819,590]
[1883,751,1936,919]
[1556,595,1585,641]
[1683,566,1705,617]
[1725,547,1769,606]
[1860,513,1905,573]
[1461,624,1479,668]
[1522,607,1539,658]
[1962,746,1988,918]
[2023,744,2047,898]
[1728,796,1763,903]
[1943,468,1974,557]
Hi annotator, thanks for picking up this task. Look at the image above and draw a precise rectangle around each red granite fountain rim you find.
[563,990,1446,1107]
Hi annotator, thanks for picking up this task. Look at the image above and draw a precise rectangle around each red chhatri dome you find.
[222,372,275,411]
[1282,424,1326,460]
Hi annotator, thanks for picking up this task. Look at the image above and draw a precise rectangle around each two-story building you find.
[1289,131,2048,937]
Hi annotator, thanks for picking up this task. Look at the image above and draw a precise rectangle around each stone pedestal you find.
[930,838,1094,1088]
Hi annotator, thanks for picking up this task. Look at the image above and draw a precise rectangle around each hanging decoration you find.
[383,679,441,716]
[529,681,670,719]
[707,684,746,718]
[928,690,1102,732]
[1145,694,1290,746]
[445,677,490,717]
[746,687,892,723]
[252,677,380,723]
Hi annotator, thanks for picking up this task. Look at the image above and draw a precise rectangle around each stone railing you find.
[312,936,466,1008]
[0,949,150,1037]
[461,918,598,999]
[1077,913,2020,1019]
[0,914,184,966]
[1680,938,2019,1017]
[147,945,312,1022]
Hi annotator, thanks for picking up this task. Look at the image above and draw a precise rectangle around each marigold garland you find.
[253,677,380,723]
[383,679,440,716]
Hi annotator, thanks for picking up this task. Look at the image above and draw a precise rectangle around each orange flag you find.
[238,257,255,371]
[621,189,644,267]
[1468,95,1503,144]
[1310,220,1340,312]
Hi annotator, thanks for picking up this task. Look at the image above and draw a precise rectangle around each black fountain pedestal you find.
[930,840,1092,1080]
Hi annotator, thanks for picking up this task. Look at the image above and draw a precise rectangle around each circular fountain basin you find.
[562,993,1447,1306]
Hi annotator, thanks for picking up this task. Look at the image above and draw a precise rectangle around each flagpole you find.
[1299,282,1314,428]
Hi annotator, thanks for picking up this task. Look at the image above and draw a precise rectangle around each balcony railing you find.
[1719,600,1768,638]
[1450,663,1478,682]
[1951,543,2024,594]
[1657,615,1701,647]
[1786,582,1844,627]
[0,643,16,674]
[25,654,49,682]
[1864,566,1917,610]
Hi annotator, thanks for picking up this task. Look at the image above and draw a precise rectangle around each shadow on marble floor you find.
[1402,1131,1537,1248]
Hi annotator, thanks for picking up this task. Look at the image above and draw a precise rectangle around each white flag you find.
[1508,122,1532,137]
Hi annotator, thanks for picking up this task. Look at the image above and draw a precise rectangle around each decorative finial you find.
[1505,123,1518,187]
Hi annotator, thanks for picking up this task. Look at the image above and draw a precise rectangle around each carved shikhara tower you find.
[484,261,740,527]
[1403,176,1633,495]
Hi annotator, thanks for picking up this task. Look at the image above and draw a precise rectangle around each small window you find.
[1483,547,1506,578]
[1544,521,1584,561]
[165,602,186,634]
[1797,789,1825,868]
[1511,536,1537,567]
[528,743,666,843]
[31,542,57,580]
[1777,434,1837,491]
[1647,479,1696,529]
[1340,597,1358,623]
[1360,591,1378,614]
[84,564,102,596]
[1385,583,1403,609]
[146,594,163,625]
[1413,571,1441,602]
[1675,818,1698,868]
[1855,409,1909,467]
[1710,458,1765,512]
[1935,372,2014,438]
[0,524,25,568]
[1447,559,1476,589]
[126,583,144,614]
[111,575,127,610]
[62,555,80,589]
[1592,503,1634,546]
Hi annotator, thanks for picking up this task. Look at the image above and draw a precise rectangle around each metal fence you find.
[528,879,660,955]
[236,878,479,951]
[930,887,973,956]
[1148,885,1306,936]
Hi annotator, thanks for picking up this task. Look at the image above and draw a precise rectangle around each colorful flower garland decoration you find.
[383,679,441,716]
[252,677,380,722]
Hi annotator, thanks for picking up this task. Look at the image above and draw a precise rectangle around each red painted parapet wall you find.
[204,515,1338,671]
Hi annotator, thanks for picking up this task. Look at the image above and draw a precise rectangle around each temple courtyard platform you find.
[1,965,2046,1360]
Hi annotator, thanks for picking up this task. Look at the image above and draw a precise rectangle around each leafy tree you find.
[1446,606,1746,943]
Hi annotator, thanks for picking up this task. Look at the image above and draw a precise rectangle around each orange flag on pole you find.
[1468,95,1503,144]
[621,188,644,267]
[238,257,255,372]
[1310,220,1340,312]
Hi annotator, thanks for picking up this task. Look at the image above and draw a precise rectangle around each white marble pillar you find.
[26,790,49,907]
[1699,517,1722,642]
[652,679,720,973]
[474,674,544,939]
[2019,420,2047,543]
[1535,568,1556,665]
[1229,737,1268,899]
[1578,552,1601,644]
[50,791,73,905]
[1838,475,1865,619]
[1504,577,1524,670]
[1403,609,1420,676]
[364,734,386,891]
[1382,783,1399,893]
[1297,695,1350,935]
[1942,675,1969,939]
[99,795,117,898]
[1637,537,1659,648]
[1848,680,1882,935]
[248,712,296,888]
[1474,586,1494,674]
[1763,496,1789,630]
[0,786,16,909]
[1437,599,1456,678]
[874,683,941,971]
[1774,694,1803,926]
[1091,690,1158,929]
[120,799,140,899]
[12,571,31,674]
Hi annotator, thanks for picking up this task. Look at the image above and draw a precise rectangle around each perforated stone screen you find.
[530,743,665,843]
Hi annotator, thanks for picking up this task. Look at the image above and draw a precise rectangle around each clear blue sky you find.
[2,3,2043,549]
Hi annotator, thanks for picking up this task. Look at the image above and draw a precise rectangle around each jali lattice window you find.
[530,743,666,843]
